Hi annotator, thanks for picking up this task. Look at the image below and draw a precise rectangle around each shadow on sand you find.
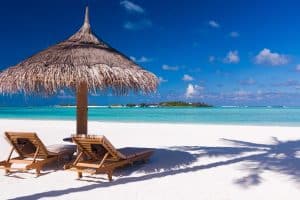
[10,137,300,200]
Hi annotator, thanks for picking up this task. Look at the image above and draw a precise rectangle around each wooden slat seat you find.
[64,134,153,181]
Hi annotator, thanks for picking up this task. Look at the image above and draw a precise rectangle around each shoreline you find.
[1,117,300,128]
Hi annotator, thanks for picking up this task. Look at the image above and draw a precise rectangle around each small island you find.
[159,101,212,107]
[125,101,212,108]
[57,101,212,108]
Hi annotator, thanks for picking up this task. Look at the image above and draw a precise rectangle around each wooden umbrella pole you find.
[76,82,88,135]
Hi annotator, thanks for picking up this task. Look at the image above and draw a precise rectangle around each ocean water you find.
[0,106,300,126]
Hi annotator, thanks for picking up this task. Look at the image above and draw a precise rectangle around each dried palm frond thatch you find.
[0,7,158,95]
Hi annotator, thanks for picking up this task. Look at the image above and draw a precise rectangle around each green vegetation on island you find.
[158,101,212,107]
[126,101,212,108]
[58,101,212,108]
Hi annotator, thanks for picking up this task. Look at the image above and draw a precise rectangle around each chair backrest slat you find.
[5,132,49,158]
[72,135,127,161]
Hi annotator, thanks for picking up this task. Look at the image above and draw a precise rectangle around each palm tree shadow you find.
[10,138,300,200]
[224,138,300,188]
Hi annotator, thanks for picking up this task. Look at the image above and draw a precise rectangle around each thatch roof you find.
[0,7,158,95]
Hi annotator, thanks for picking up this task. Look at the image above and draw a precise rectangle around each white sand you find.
[1,119,300,199]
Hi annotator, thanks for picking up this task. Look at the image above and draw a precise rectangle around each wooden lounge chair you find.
[64,135,153,181]
[0,132,76,177]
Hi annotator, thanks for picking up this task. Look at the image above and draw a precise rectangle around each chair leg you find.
[107,170,113,182]
[77,172,83,179]
[4,163,12,175]
[36,168,41,177]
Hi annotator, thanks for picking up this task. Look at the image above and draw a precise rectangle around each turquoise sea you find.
[0,106,300,126]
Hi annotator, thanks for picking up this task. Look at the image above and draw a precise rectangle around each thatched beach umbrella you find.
[0,7,158,135]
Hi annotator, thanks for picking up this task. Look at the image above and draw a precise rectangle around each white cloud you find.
[255,48,288,66]
[158,76,168,83]
[57,90,74,99]
[229,31,239,38]
[185,84,204,98]
[130,56,152,63]
[123,19,152,30]
[273,79,300,87]
[209,56,215,63]
[208,20,220,28]
[296,64,300,71]
[232,90,251,100]
[182,74,194,81]
[162,64,179,71]
[240,78,256,85]
[195,85,205,90]
[223,50,240,64]
[120,0,144,14]
[186,84,196,98]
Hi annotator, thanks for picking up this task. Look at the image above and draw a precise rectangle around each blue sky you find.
[1,0,300,106]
